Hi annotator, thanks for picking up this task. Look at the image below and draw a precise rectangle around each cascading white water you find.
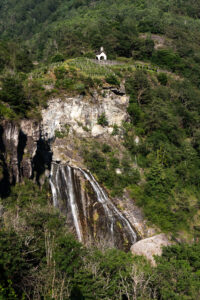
[61,166,83,242]
[49,163,137,248]
[78,168,137,244]
[49,163,58,207]
[49,163,83,242]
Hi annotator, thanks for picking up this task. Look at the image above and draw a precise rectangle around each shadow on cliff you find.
[31,137,52,184]
[17,129,27,178]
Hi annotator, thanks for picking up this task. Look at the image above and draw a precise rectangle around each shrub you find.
[54,66,68,79]
[102,143,111,153]
[83,52,94,58]
[51,53,64,63]
[0,76,28,116]
[54,235,83,276]
[73,82,85,93]
[105,74,120,86]
[112,124,119,136]
[62,78,73,89]
[155,243,200,299]
[157,73,168,85]
[97,113,108,127]
[127,103,142,125]
[152,49,181,71]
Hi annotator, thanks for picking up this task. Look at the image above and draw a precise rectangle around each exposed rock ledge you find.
[131,234,172,265]
[41,90,129,140]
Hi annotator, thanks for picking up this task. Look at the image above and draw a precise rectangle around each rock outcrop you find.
[0,120,42,185]
[41,91,129,140]
[131,234,171,265]
[0,90,155,248]
[0,90,128,187]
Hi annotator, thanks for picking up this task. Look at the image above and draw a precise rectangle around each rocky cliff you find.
[0,88,128,181]
[0,89,156,250]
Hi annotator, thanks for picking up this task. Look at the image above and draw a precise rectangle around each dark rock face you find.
[50,163,138,249]
[0,125,10,197]
[31,138,52,183]
[0,120,52,196]
[2,122,20,185]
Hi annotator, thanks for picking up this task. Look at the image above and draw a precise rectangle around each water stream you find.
[50,163,137,248]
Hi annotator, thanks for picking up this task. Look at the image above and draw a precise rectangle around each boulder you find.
[131,233,171,266]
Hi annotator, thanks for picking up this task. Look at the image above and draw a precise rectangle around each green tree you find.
[155,243,200,299]
[0,76,28,115]
[54,235,83,276]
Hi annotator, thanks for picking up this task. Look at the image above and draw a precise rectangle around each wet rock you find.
[114,195,157,239]
[50,163,138,249]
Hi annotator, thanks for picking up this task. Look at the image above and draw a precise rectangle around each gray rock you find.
[131,233,171,265]
[0,204,4,217]
[41,91,129,140]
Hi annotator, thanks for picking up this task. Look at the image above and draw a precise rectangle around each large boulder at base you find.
[131,234,171,266]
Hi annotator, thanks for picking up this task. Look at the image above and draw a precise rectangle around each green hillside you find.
[0,0,200,299]
[1,0,200,85]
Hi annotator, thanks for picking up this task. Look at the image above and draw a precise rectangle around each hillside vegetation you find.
[0,0,200,299]
[0,181,200,299]
[1,0,200,86]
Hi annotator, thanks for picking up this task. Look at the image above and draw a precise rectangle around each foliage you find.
[0,0,200,87]
[97,113,108,127]
[54,124,70,138]
[54,235,83,276]
[154,243,200,299]
[0,231,28,297]
[0,1,200,298]
[0,41,32,74]
[0,76,28,116]
[157,73,168,86]
[0,180,154,299]
[112,124,119,136]
[105,74,120,86]
[152,49,182,71]
[3,179,49,208]
[54,66,68,79]
[51,53,65,63]
[83,142,140,196]
[125,69,200,233]
[0,167,200,300]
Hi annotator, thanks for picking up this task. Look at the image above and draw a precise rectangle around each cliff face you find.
[0,90,154,247]
[0,89,129,183]
[41,90,128,139]
[0,120,41,196]
[0,119,52,189]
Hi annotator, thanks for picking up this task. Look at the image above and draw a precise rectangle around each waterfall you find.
[49,163,83,242]
[78,168,137,244]
[50,163,137,248]
[49,163,58,207]
[61,166,83,242]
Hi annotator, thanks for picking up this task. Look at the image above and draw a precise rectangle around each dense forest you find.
[1,0,200,86]
[0,0,200,299]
